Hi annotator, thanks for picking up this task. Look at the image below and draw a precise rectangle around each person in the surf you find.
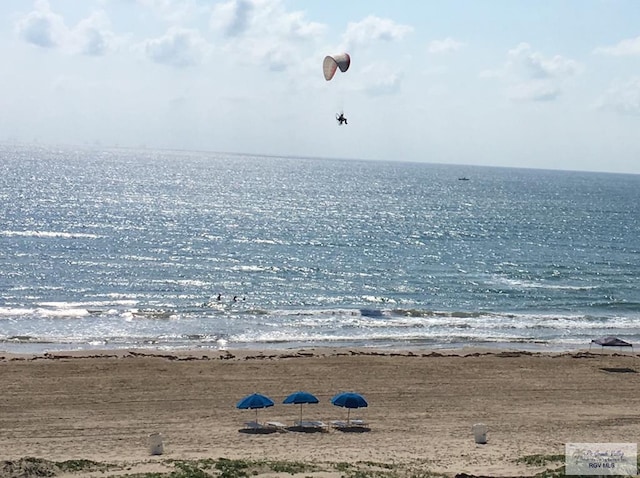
[336,112,348,125]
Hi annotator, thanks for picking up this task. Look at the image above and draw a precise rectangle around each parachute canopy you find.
[323,53,351,81]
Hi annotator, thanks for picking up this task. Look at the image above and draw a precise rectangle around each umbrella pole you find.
[299,404,303,425]
[347,408,350,425]
[255,409,258,424]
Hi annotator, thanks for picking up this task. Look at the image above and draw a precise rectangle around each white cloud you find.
[72,12,117,56]
[136,0,204,24]
[507,81,560,102]
[211,0,253,37]
[211,0,325,40]
[508,43,580,79]
[365,73,402,97]
[428,37,464,54]
[15,0,67,48]
[343,15,412,50]
[594,77,640,115]
[15,1,120,56]
[277,10,325,40]
[482,43,581,102]
[210,0,325,72]
[360,63,402,97]
[594,36,640,56]
[142,27,208,67]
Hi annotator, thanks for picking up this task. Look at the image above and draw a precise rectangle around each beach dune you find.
[1,348,639,477]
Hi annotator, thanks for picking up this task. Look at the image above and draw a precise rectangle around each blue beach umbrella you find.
[331,392,368,424]
[283,391,319,423]
[237,393,275,424]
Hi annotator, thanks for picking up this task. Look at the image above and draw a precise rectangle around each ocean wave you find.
[231,265,280,273]
[1,230,100,239]
[132,309,179,320]
[588,300,640,311]
[227,329,552,346]
[491,276,599,291]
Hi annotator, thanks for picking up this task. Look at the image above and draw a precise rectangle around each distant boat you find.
[458,177,470,181]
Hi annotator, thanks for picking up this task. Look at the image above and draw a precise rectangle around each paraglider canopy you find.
[323,53,351,81]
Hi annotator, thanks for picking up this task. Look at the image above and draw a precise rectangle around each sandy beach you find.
[1,347,639,477]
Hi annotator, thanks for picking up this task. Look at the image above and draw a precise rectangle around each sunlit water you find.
[1,144,639,353]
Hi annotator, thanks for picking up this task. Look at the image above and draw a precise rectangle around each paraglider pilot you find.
[336,112,348,125]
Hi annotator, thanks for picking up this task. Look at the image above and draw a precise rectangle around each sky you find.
[2,0,640,173]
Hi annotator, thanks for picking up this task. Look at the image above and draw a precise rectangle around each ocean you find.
[1,144,639,354]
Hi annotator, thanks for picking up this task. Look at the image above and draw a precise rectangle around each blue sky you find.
[2,0,640,173]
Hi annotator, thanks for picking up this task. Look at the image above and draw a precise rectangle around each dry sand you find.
[1,347,639,477]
